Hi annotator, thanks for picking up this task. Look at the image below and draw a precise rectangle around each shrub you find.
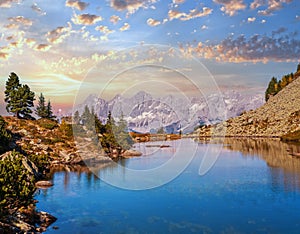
[0,116,12,154]
[37,118,58,130]
[27,153,50,172]
[0,151,36,216]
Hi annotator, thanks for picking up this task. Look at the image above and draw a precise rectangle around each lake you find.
[35,138,300,234]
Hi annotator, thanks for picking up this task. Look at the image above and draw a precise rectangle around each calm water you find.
[36,138,300,234]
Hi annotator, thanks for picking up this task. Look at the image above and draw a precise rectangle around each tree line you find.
[73,106,133,154]
[265,63,300,101]
[4,72,54,119]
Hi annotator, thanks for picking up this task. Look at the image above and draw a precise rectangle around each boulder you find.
[35,181,53,189]
[121,150,142,158]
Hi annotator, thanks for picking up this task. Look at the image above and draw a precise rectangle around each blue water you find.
[36,139,300,233]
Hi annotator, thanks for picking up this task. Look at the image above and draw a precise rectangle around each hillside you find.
[196,76,300,137]
[2,117,112,165]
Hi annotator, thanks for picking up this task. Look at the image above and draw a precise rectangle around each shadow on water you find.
[221,138,300,193]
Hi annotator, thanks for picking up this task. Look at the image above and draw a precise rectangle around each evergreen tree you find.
[46,100,55,120]
[5,73,20,115]
[36,93,47,118]
[265,77,277,101]
[157,127,165,134]
[36,93,55,119]
[113,113,134,150]
[4,73,35,119]
[100,111,118,153]
[297,63,300,72]
[73,110,80,124]
[81,105,95,130]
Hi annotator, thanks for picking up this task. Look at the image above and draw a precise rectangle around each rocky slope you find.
[3,117,111,165]
[196,77,300,137]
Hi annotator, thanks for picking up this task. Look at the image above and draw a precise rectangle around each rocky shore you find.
[0,117,142,233]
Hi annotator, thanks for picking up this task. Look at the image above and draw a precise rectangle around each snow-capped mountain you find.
[74,90,264,133]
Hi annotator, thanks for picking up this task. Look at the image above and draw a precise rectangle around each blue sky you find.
[0,0,299,113]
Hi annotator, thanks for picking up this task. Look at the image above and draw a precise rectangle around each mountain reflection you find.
[222,138,300,193]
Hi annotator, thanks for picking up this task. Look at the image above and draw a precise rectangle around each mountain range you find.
[75,90,264,133]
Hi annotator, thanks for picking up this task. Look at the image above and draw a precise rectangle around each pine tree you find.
[73,110,80,124]
[36,93,47,118]
[4,73,35,119]
[46,100,55,120]
[157,127,165,134]
[113,113,133,150]
[265,77,277,101]
[5,73,20,115]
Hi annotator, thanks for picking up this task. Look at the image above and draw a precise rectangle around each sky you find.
[0,0,299,115]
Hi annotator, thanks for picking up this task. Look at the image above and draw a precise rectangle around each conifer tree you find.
[113,113,133,150]
[36,93,47,118]
[4,73,35,119]
[46,100,55,120]
[73,110,80,124]
[265,77,277,101]
[36,93,55,120]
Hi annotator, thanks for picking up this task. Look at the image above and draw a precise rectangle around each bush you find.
[59,120,73,138]
[0,116,12,154]
[0,151,36,216]
[37,118,58,130]
[27,153,50,172]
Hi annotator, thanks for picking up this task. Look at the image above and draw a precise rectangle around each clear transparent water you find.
[35,139,300,234]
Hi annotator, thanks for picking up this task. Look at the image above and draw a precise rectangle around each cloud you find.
[201,25,208,30]
[0,51,9,59]
[172,0,185,3]
[181,7,213,21]
[46,23,72,44]
[168,7,212,21]
[110,0,156,14]
[251,0,293,15]
[31,3,46,16]
[8,16,33,26]
[147,18,160,26]
[34,44,52,52]
[247,17,256,22]
[213,0,246,16]
[185,31,300,63]
[65,0,89,11]
[25,38,36,48]
[72,13,102,25]
[95,25,114,35]
[110,15,121,24]
[261,19,266,23]
[119,22,130,31]
[168,10,186,21]
[4,23,19,29]
[296,15,300,21]
[0,0,19,8]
